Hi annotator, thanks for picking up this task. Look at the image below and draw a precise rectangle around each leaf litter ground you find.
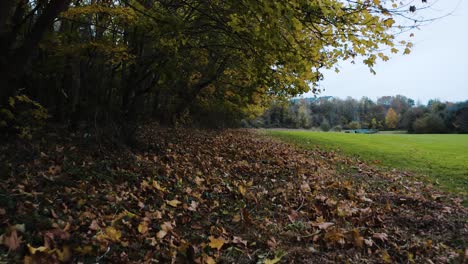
[0,127,466,263]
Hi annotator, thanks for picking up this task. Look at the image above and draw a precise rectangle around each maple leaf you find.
[208,236,225,250]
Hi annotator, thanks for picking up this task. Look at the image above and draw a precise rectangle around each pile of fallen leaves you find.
[0,126,466,263]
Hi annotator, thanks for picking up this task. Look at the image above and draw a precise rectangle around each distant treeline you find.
[246,95,468,134]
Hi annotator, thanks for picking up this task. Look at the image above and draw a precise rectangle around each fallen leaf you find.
[300,182,311,193]
[138,221,149,234]
[188,201,198,211]
[166,199,182,207]
[312,222,334,230]
[152,180,167,192]
[89,220,100,231]
[56,245,72,262]
[208,236,225,250]
[104,227,122,242]
[27,244,49,254]
[372,232,388,241]
[1,229,22,251]
[204,255,216,264]
[238,185,247,196]
[232,236,247,247]
[156,230,167,239]
[265,254,284,264]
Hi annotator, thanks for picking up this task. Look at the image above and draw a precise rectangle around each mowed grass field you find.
[266,130,468,196]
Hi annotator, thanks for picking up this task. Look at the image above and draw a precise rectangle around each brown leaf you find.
[232,236,247,247]
[312,221,334,230]
[89,220,100,231]
[372,232,388,241]
[1,229,22,251]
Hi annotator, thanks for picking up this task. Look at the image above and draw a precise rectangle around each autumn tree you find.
[0,0,433,140]
[385,108,399,129]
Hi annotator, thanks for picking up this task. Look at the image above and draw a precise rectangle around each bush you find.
[331,125,342,132]
[320,120,331,131]
[348,121,361,130]
[0,95,49,139]
[413,114,447,134]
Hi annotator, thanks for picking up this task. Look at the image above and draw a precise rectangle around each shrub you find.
[0,95,49,139]
[348,121,361,130]
[320,120,331,131]
[331,125,342,132]
[413,114,447,134]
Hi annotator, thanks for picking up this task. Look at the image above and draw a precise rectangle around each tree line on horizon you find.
[247,95,468,134]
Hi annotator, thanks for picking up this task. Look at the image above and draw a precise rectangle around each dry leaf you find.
[1,229,22,251]
[166,199,182,207]
[152,180,167,192]
[89,220,100,231]
[232,236,247,247]
[265,254,284,264]
[238,185,246,196]
[188,201,198,211]
[138,221,149,234]
[208,236,225,250]
[27,244,49,254]
[156,230,167,239]
[312,221,334,230]
[372,232,388,241]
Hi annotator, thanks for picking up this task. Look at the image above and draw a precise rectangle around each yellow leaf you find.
[264,255,283,264]
[75,245,93,255]
[56,246,72,262]
[152,180,167,192]
[27,244,50,254]
[166,199,182,207]
[238,185,246,196]
[105,226,121,242]
[208,236,225,250]
[205,255,216,264]
[381,250,392,263]
[138,221,149,234]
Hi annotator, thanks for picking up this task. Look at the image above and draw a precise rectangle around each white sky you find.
[302,0,468,104]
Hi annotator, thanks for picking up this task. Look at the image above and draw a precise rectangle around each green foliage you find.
[0,95,49,139]
[0,0,424,130]
[331,125,342,132]
[413,114,447,134]
[348,121,361,130]
[320,119,331,132]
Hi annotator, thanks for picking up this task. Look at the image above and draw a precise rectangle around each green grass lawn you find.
[266,130,468,196]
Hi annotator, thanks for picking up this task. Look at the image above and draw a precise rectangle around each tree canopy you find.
[0,0,426,140]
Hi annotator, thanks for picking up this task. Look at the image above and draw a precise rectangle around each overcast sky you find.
[302,0,468,104]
